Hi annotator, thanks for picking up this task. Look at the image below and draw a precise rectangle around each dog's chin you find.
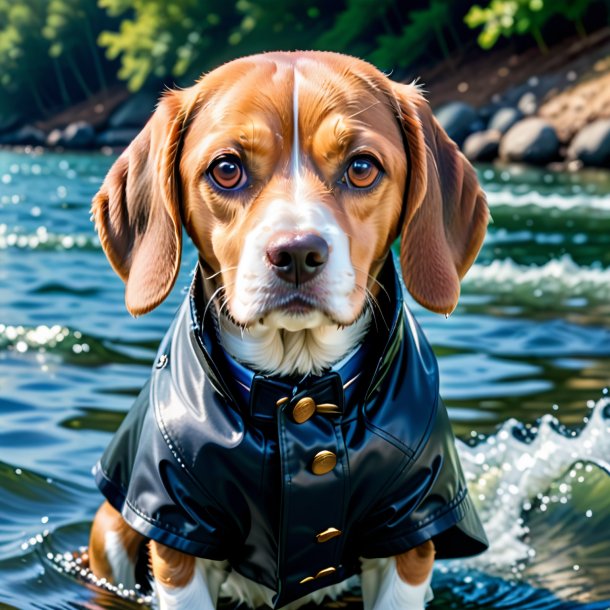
[227,291,367,331]
[262,309,330,331]
[230,303,366,333]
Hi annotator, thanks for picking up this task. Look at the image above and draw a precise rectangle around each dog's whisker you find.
[352,264,392,303]
[345,99,382,120]
[202,266,239,281]
[355,284,387,334]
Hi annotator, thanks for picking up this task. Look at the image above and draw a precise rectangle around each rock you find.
[488,107,523,134]
[518,91,538,116]
[434,102,478,146]
[108,90,158,129]
[62,121,96,148]
[477,101,503,125]
[46,128,64,148]
[567,119,610,167]
[0,125,45,146]
[463,130,501,162]
[95,128,140,148]
[499,74,562,108]
[499,118,559,165]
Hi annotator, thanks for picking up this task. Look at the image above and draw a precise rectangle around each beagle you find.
[88,51,489,610]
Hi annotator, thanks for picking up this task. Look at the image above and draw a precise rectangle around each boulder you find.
[47,121,96,149]
[567,119,610,167]
[477,101,503,125]
[499,74,562,108]
[0,125,45,146]
[499,118,559,165]
[488,107,523,134]
[95,128,140,148]
[108,90,158,129]
[463,129,501,162]
[46,128,64,148]
[62,121,96,149]
[434,102,478,146]
[518,91,538,116]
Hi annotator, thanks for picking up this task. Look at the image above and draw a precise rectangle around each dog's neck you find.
[214,307,372,378]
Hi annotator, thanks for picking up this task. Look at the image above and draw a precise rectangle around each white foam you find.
[486,190,610,212]
[456,397,610,571]
[464,255,610,303]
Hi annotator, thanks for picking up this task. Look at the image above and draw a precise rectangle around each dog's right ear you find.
[92,88,198,316]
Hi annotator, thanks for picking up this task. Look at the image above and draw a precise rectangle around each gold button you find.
[315,403,341,415]
[316,527,342,543]
[315,567,337,579]
[312,450,337,475]
[293,397,316,423]
[299,576,315,585]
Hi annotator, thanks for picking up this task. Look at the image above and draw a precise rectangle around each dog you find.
[88,51,489,610]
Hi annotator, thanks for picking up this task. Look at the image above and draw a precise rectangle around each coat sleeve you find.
[358,398,488,560]
[94,380,230,559]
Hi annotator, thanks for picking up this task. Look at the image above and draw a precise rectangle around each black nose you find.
[266,232,329,285]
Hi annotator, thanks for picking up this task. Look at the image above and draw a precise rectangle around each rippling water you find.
[0,151,609,609]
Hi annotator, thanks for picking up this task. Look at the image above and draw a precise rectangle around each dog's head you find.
[92,51,487,329]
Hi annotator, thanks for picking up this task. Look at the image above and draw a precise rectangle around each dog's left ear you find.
[391,82,488,315]
[92,88,199,316]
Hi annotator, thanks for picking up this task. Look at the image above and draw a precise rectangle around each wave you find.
[0,323,149,366]
[457,397,610,601]
[35,397,610,607]
[0,224,99,250]
[463,255,610,304]
[486,190,610,212]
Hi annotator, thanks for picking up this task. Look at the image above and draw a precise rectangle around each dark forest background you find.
[0,0,608,126]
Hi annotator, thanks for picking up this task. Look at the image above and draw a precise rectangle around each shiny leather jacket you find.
[95,256,488,608]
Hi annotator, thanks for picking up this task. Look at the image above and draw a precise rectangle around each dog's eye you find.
[344,156,381,189]
[208,156,247,190]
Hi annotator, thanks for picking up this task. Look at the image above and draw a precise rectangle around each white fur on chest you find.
[217,309,371,377]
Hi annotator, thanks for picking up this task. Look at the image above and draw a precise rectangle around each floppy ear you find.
[92,89,197,316]
[392,83,488,315]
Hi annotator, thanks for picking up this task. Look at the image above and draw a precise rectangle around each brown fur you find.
[150,540,197,588]
[88,500,145,581]
[91,51,487,319]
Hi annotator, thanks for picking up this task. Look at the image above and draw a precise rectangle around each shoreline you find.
[1,30,610,171]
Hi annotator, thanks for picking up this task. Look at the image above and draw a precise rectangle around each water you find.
[0,151,609,609]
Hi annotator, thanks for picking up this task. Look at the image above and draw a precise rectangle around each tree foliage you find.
[0,0,606,123]
[98,0,242,91]
[0,0,112,118]
[465,0,595,52]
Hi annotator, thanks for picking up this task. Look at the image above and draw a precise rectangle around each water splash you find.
[462,255,610,305]
[486,190,610,213]
[22,398,610,609]
[457,397,610,573]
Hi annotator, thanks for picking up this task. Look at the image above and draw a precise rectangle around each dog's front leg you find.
[361,541,435,610]
[150,541,228,610]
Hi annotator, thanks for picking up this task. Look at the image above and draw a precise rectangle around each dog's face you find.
[93,52,487,326]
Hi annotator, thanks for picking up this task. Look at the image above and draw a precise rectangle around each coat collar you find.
[187,255,405,422]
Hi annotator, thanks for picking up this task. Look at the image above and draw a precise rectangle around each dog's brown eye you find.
[344,156,380,189]
[208,156,246,190]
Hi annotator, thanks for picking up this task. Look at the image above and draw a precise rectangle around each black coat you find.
[95,256,488,608]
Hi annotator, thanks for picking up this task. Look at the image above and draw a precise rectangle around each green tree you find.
[314,0,398,56]
[98,0,242,90]
[232,0,335,58]
[370,0,459,69]
[465,0,595,52]
[43,0,108,96]
[0,0,50,115]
